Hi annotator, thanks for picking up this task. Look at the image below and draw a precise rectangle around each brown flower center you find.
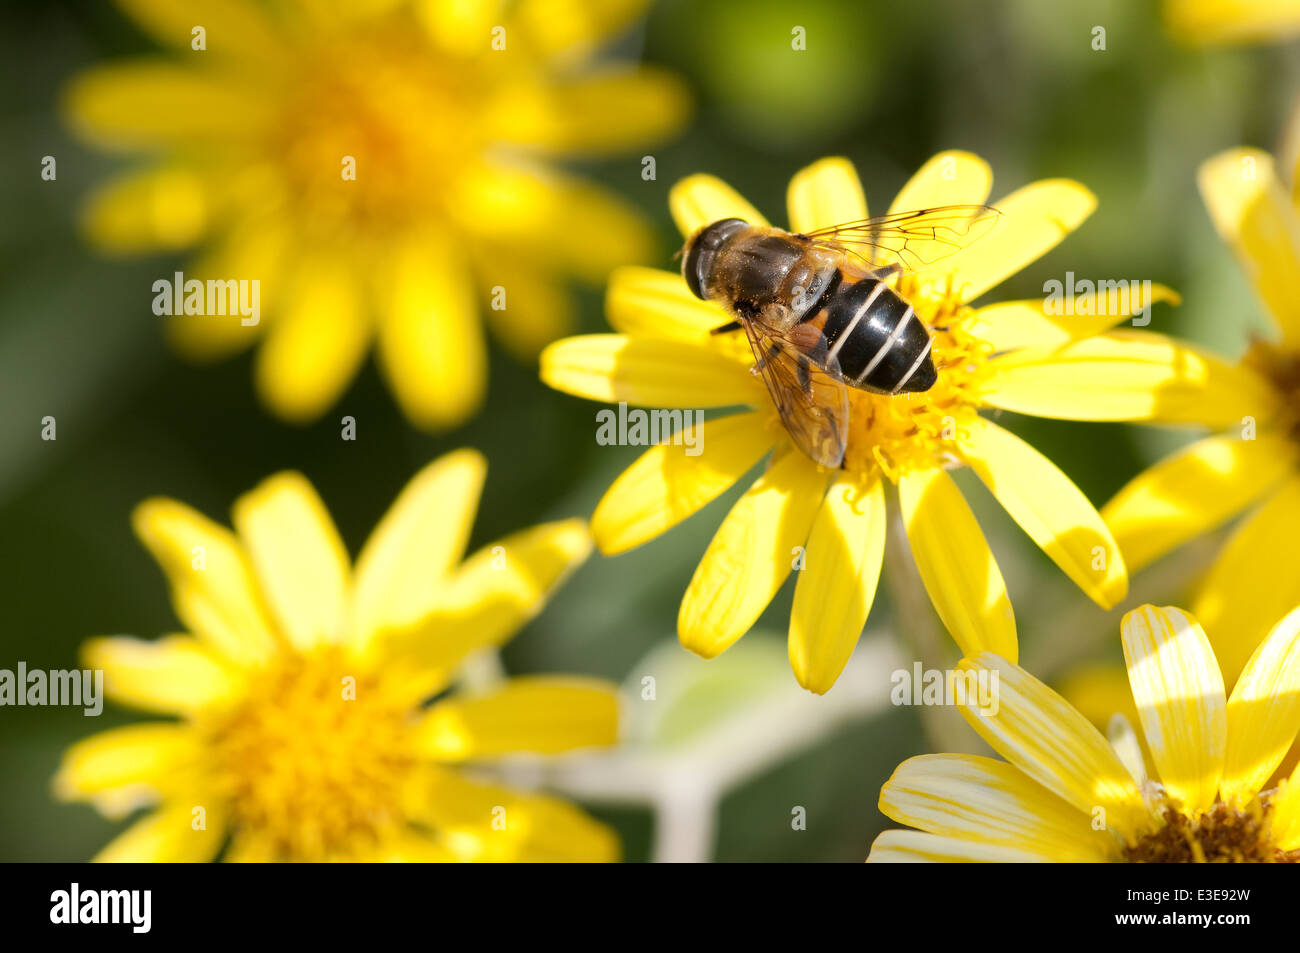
[1124,797,1299,863]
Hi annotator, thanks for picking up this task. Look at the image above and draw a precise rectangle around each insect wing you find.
[801,204,1000,280]
[740,319,848,469]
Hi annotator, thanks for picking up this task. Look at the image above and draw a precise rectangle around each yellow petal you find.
[605,266,733,344]
[494,68,689,155]
[93,802,225,863]
[943,179,1096,303]
[381,519,592,697]
[415,676,618,759]
[351,449,486,651]
[669,174,768,238]
[375,233,485,431]
[1193,478,1300,685]
[966,284,1182,353]
[82,635,242,716]
[1101,433,1295,574]
[789,473,886,694]
[786,157,867,234]
[407,766,618,861]
[1270,760,1300,850]
[1220,607,1300,806]
[541,334,761,408]
[1166,0,1300,45]
[80,166,209,254]
[959,416,1127,609]
[679,451,828,658]
[957,653,1148,838]
[512,0,651,67]
[132,498,279,666]
[63,61,269,150]
[1120,606,1226,815]
[889,150,994,214]
[166,211,286,362]
[54,724,202,819]
[1198,148,1300,342]
[479,257,574,362]
[255,256,371,424]
[592,412,772,555]
[982,331,1280,426]
[878,753,1117,861]
[898,466,1017,660]
[231,473,350,652]
[867,828,1057,862]
[114,0,283,60]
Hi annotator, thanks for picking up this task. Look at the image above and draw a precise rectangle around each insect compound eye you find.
[683,217,747,300]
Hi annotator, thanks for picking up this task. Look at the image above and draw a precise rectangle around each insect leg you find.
[710,320,744,335]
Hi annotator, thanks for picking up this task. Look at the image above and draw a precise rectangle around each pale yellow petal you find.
[82,635,243,716]
[479,257,574,362]
[966,284,1182,353]
[1199,148,1300,342]
[591,412,772,555]
[898,466,1017,660]
[1221,607,1300,806]
[889,151,994,214]
[512,0,650,67]
[678,451,828,658]
[1166,0,1300,45]
[376,233,485,431]
[380,519,592,697]
[1270,761,1300,850]
[982,331,1280,427]
[541,334,761,408]
[959,416,1126,609]
[867,828,1057,862]
[1193,478,1300,685]
[132,498,279,666]
[255,256,371,424]
[605,266,733,343]
[93,802,225,863]
[114,0,283,60]
[944,180,1096,303]
[351,449,486,650]
[786,157,867,234]
[231,473,350,652]
[1101,433,1294,574]
[1120,606,1226,815]
[415,676,618,759]
[878,754,1118,861]
[957,653,1149,838]
[81,166,209,254]
[669,174,768,238]
[54,724,202,819]
[789,473,886,694]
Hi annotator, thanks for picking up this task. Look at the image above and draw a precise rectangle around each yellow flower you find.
[1102,147,1300,685]
[869,603,1300,862]
[1164,0,1300,45]
[66,0,687,430]
[54,450,619,862]
[541,153,1208,693]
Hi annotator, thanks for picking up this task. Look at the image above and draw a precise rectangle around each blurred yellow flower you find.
[54,450,620,862]
[541,153,1211,693]
[869,604,1300,862]
[1102,147,1300,685]
[65,0,687,430]
[1165,0,1300,45]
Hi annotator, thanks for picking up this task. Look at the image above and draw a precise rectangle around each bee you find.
[682,205,1000,468]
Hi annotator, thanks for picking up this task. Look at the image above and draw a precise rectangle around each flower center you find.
[1242,337,1300,442]
[266,20,486,239]
[203,649,416,860]
[840,279,993,480]
[1123,797,1299,863]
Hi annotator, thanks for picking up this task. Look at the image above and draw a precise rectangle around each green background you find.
[0,0,1293,861]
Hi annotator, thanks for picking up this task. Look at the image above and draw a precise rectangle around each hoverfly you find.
[681,205,1000,468]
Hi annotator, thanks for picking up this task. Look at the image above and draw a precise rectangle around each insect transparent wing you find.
[801,205,1000,279]
[740,319,848,469]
